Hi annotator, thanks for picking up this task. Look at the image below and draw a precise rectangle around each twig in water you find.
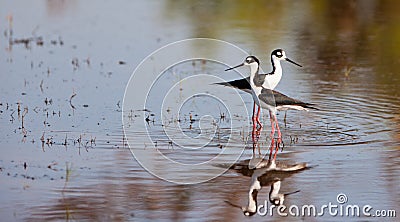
[62,134,68,147]
[344,66,353,79]
[69,90,76,110]
[90,136,96,147]
[40,80,44,93]
[21,106,28,129]
[10,110,15,123]
[17,102,21,119]
[40,132,45,151]
[63,162,72,191]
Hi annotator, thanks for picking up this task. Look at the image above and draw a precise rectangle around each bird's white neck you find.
[248,63,262,106]
[249,63,259,80]
[249,63,261,90]
[270,181,281,197]
[264,57,282,89]
[245,180,260,213]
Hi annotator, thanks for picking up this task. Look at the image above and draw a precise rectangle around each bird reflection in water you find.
[225,127,310,216]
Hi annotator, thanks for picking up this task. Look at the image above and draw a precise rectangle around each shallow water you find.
[1,1,400,221]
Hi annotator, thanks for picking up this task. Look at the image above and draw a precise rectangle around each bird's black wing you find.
[259,88,317,109]
[214,77,251,93]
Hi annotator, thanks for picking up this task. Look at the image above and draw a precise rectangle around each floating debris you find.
[72,58,79,70]
[116,100,121,109]
[44,97,52,105]
[11,36,44,48]
[84,57,90,66]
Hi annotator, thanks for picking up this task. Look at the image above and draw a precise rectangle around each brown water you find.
[1,1,399,221]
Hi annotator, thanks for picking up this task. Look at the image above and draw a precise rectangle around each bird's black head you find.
[271,49,285,59]
[270,49,302,67]
[244,56,260,65]
[225,55,260,71]
[270,196,284,206]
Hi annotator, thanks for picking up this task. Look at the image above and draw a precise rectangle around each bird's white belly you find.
[262,68,282,89]
[250,76,277,113]
[262,77,279,89]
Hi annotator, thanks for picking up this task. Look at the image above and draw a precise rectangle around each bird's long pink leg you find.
[273,114,283,147]
[252,103,263,141]
[252,103,257,127]
[251,103,257,144]
[255,105,262,130]
[252,126,257,152]
[273,143,279,161]
[268,138,275,160]
[269,110,275,139]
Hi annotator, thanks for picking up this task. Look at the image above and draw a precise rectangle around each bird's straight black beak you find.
[285,58,302,67]
[224,200,243,209]
[225,63,244,71]
[283,190,301,197]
